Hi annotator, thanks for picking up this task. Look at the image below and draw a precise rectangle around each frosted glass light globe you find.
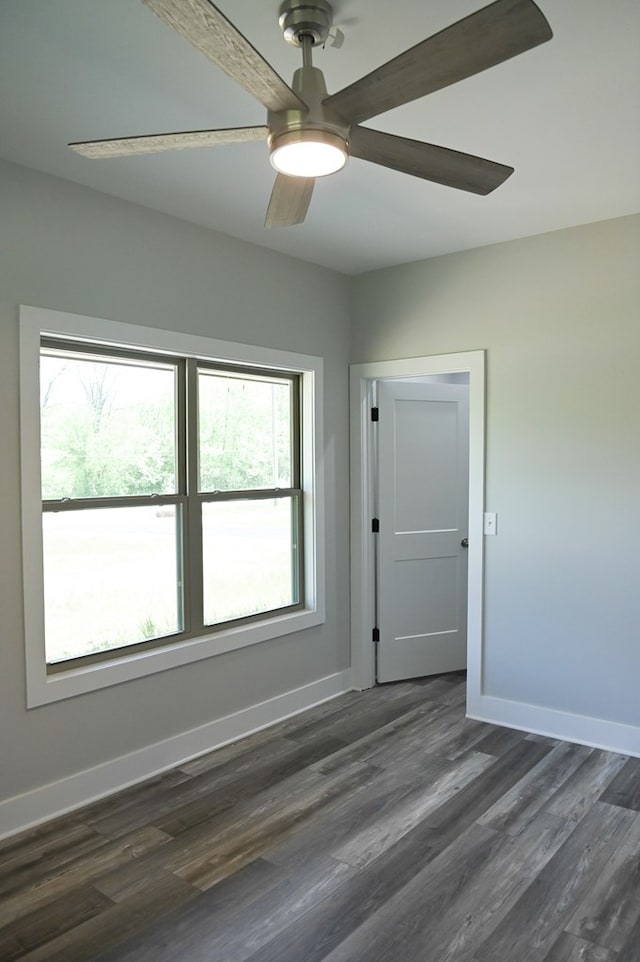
[270,132,347,178]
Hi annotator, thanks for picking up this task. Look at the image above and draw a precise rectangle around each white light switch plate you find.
[484,512,497,536]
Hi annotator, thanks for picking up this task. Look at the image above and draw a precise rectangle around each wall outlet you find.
[484,512,497,536]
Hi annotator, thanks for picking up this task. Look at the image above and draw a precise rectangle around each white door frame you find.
[349,350,485,716]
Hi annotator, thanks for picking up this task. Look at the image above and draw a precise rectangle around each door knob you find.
[461,538,469,548]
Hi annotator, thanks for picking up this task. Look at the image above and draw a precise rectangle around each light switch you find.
[484,512,497,536]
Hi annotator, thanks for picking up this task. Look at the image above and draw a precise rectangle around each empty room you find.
[1,0,639,959]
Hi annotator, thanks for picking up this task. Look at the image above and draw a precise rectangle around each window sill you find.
[27,605,325,708]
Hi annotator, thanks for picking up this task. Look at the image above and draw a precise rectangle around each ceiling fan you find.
[69,0,553,227]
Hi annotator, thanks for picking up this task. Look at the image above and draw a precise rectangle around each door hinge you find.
[372,627,380,643]
[371,406,379,422]
[371,517,380,533]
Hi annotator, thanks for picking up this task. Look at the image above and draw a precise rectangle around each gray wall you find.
[351,213,640,728]
[3,151,638,809]
[0,159,351,803]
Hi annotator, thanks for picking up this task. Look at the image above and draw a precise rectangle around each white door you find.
[376,379,469,683]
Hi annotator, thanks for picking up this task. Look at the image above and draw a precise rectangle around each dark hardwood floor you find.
[1,673,640,961]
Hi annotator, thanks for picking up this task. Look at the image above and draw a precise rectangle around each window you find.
[21,307,324,706]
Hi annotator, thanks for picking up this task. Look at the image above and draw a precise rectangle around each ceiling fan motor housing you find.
[267,64,349,168]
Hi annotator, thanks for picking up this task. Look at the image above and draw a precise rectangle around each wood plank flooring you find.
[1,673,640,961]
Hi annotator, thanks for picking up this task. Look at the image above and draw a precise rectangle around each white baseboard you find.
[468,693,640,758]
[0,669,353,841]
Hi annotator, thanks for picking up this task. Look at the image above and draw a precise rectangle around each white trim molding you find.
[19,305,326,707]
[0,669,353,841]
[349,351,486,703]
[469,695,640,759]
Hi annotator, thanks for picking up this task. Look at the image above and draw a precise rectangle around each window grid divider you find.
[185,357,204,634]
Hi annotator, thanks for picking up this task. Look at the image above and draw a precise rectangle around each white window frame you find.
[20,305,325,708]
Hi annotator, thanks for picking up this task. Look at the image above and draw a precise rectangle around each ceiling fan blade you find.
[143,0,306,113]
[69,126,269,158]
[324,0,552,125]
[265,175,315,228]
[350,126,513,194]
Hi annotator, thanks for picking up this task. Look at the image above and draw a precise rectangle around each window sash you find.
[195,359,301,495]
[40,339,304,671]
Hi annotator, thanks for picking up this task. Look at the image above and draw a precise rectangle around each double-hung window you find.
[21,307,324,706]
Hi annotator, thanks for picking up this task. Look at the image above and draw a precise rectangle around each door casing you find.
[349,351,485,717]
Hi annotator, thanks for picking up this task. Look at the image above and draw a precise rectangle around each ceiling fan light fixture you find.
[269,129,347,178]
[73,0,555,226]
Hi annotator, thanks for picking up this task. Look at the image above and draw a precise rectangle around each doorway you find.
[349,351,486,714]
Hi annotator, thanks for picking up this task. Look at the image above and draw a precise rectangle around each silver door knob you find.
[461,538,469,548]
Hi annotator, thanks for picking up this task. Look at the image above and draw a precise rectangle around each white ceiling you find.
[1,0,639,274]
